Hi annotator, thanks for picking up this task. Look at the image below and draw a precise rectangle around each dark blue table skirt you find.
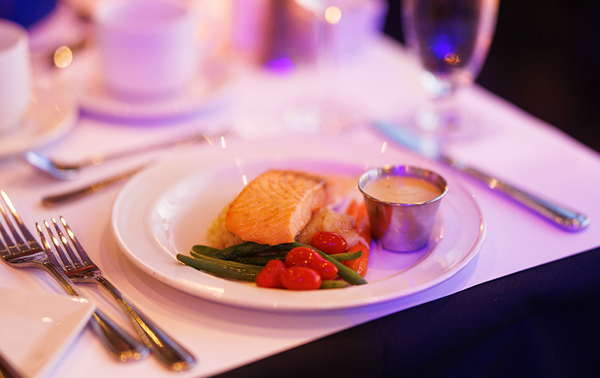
[216,246,600,378]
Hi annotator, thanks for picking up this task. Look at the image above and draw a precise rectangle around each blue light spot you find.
[431,35,455,60]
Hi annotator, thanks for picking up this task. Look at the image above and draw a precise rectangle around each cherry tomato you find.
[280,266,322,290]
[255,259,286,288]
[285,247,338,280]
[311,231,348,254]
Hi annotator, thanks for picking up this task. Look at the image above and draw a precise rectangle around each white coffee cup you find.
[93,0,210,99]
[0,20,32,135]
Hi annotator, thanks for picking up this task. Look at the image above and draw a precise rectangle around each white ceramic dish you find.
[112,136,485,311]
[0,287,95,378]
[0,81,77,159]
[62,50,233,122]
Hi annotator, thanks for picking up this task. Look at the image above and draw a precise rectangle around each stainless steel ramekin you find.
[358,165,448,252]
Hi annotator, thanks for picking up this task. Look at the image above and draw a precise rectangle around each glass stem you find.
[417,91,461,132]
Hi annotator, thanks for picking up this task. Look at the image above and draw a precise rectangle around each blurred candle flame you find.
[325,6,342,24]
[54,46,73,68]
[444,53,461,66]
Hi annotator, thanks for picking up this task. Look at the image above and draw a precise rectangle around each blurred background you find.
[3,0,600,152]
[384,0,600,153]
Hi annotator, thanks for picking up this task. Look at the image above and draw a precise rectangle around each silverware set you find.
[23,128,232,207]
[23,129,224,180]
[0,190,196,371]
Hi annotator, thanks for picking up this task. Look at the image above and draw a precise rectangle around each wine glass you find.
[284,0,367,134]
[401,0,499,139]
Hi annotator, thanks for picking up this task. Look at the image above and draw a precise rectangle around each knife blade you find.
[40,164,149,207]
[373,121,590,232]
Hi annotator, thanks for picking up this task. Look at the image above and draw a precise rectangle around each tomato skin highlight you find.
[285,247,338,280]
[255,259,286,288]
[280,266,322,290]
[310,231,348,254]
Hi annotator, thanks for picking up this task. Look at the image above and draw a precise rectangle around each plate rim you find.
[112,137,486,311]
[65,49,233,121]
[0,81,78,158]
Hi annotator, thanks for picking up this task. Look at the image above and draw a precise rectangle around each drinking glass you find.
[401,0,499,139]
[284,0,366,133]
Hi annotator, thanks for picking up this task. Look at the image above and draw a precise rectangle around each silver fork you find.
[0,190,148,362]
[42,216,196,372]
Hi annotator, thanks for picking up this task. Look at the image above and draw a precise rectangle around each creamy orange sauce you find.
[364,176,441,204]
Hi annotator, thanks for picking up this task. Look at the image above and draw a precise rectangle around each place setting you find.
[111,134,486,311]
[0,188,198,376]
[2,0,600,377]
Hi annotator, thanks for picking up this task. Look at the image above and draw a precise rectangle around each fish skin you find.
[225,170,327,246]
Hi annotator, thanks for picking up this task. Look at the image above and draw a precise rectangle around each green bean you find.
[229,253,288,266]
[230,250,362,265]
[296,242,367,285]
[320,280,350,289]
[191,244,220,256]
[177,254,262,281]
[187,241,368,285]
[330,250,362,262]
[212,241,300,260]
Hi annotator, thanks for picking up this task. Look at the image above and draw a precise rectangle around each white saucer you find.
[0,287,95,378]
[0,81,77,159]
[63,50,234,122]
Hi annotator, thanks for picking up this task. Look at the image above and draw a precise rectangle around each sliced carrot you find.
[346,199,359,222]
[343,200,370,277]
[343,242,369,277]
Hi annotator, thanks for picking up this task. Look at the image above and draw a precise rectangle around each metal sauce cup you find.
[358,166,448,252]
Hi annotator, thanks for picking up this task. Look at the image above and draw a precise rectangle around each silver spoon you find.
[22,129,230,180]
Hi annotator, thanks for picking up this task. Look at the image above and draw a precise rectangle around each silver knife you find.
[373,121,590,231]
[40,164,149,207]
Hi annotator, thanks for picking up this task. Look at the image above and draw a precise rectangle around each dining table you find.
[2,3,600,378]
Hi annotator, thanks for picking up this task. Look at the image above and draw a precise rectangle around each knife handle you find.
[449,159,590,231]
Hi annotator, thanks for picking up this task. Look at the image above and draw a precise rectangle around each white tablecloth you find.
[2,16,600,378]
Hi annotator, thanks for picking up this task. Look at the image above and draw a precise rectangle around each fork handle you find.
[41,261,150,362]
[95,276,196,371]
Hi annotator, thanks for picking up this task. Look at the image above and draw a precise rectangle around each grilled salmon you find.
[225,170,328,245]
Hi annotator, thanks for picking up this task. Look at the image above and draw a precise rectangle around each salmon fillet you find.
[225,170,327,245]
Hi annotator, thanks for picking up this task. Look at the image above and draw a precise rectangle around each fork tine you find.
[0,193,27,253]
[51,218,84,269]
[0,224,11,257]
[60,216,93,266]
[35,222,62,268]
[0,190,42,250]
[43,220,76,271]
[0,208,15,257]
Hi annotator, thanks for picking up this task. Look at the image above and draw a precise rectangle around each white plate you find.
[62,50,233,122]
[112,136,485,311]
[0,287,95,378]
[0,81,77,159]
